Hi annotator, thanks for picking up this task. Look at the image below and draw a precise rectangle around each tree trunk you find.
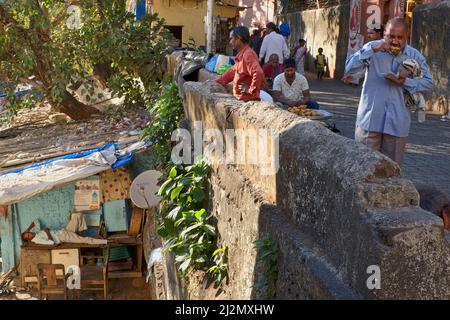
[52,90,100,120]
[93,63,115,89]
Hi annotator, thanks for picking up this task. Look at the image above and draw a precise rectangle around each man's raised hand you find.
[372,41,391,53]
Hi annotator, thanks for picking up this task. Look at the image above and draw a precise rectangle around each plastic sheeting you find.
[0,143,144,206]
[146,248,162,282]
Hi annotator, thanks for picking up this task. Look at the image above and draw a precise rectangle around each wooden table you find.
[20,235,144,285]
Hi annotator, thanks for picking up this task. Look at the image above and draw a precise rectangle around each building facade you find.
[277,0,446,79]
[127,0,240,50]
[237,0,277,29]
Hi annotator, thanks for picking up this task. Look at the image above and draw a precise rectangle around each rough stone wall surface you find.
[176,78,450,300]
[280,5,350,79]
[411,2,450,115]
[166,51,184,77]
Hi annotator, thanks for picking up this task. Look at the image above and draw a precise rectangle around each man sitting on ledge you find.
[22,212,107,246]
[272,58,320,110]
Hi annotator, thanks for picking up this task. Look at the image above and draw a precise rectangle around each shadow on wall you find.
[322,4,350,78]
[172,76,450,300]
[411,3,450,114]
[284,13,306,55]
[249,203,363,300]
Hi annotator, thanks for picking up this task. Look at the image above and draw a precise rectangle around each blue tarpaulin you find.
[0,143,121,176]
[0,142,146,206]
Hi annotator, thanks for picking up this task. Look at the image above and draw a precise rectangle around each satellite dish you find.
[130,170,163,208]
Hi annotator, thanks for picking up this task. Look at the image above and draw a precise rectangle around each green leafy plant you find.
[207,246,228,286]
[253,236,279,299]
[182,37,201,52]
[0,0,173,120]
[182,37,197,50]
[141,80,184,164]
[157,160,212,269]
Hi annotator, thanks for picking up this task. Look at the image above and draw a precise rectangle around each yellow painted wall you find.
[153,0,238,46]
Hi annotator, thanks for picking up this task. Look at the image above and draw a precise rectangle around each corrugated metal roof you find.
[0,105,151,173]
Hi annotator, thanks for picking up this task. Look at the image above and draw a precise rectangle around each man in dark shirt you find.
[249,29,263,56]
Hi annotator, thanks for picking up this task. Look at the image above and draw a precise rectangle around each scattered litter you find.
[49,113,70,124]
[128,130,139,136]
[15,292,31,300]
[1,105,151,172]
[146,248,163,282]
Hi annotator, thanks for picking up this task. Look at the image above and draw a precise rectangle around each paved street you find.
[305,72,450,196]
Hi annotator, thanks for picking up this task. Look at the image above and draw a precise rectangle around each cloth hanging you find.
[100,168,132,202]
[65,212,88,233]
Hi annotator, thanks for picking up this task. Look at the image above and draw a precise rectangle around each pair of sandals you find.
[0,278,12,296]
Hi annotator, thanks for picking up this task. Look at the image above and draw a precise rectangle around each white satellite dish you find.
[130,170,163,209]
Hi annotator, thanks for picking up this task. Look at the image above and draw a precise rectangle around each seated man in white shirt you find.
[272,58,320,110]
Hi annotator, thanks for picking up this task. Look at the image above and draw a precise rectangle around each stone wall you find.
[279,3,350,79]
[167,75,450,299]
[411,2,450,115]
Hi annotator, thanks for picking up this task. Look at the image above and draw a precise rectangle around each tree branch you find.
[0,6,24,31]
[52,0,81,28]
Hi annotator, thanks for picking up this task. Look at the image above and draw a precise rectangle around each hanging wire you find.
[280,0,346,14]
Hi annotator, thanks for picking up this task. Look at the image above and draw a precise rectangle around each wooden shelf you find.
[108,271,142,279]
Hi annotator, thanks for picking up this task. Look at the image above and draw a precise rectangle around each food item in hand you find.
[390,44,401,55]
[287,105,321,117]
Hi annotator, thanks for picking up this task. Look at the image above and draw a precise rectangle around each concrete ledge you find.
[162,52,450,299]
[181,80,450,299]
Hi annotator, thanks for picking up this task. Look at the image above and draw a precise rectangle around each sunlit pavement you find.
[305,72,450,196]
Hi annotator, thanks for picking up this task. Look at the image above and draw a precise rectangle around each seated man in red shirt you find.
[215,26,265,101]
[262,54,284,91]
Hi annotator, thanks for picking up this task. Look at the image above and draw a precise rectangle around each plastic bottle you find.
[418,110,426,123]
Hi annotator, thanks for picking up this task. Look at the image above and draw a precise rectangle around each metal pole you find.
[207,0,214,53]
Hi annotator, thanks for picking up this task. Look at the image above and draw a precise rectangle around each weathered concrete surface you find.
[166,51,184,77]
[411,2,450,115]
[280,4,350,79]
[304,72,450,197]
[179,162,360,300]
[176,80,450,300]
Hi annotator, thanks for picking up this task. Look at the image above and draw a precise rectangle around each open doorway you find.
[166,25,183,48]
